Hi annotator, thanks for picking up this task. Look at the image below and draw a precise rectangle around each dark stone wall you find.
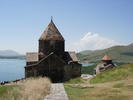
[25,54,65,82]
[39,40,65,59]
[26,61,38,65]
[25,66,36,78]
[37,54,65,82]
[71,63,82,78]
[25,56,82,82]
[63,63,81,81]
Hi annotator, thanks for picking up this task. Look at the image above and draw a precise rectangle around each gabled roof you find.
[26,52,38,62]
[39,19,64,41]
[68,52,79,62]
[102,55,111,61]
[26,52,66,67]
[64,51,79,62]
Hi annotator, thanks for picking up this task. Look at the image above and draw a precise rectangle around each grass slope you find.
[0,85,17,96]
[65,80,133,100]
[90,64,133,83]
[78,44,133,63]
[65,64,133,100]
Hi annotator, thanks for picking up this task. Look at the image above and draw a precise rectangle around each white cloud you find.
[67,32,121,52]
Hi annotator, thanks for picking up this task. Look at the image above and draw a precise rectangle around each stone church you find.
[94,55,115,74]
[25,19,81,82]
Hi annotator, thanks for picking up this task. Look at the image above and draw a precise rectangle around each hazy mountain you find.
[78,43,133,63]
[0,50,25,59]
[77,50,94,55]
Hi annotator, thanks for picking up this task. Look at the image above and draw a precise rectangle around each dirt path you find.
[44,83,68,100]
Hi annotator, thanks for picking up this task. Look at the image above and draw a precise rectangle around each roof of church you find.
[102,55,112,61]
[68,51,79,62]
[39,19,64,41]
[26,52,38,62]
[26,52,66,67]
[26,51,79,66]
[64,51,79,62]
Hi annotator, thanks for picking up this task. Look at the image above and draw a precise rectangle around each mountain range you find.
[77,43,133,63]
[0,50,25,59]
[0,43,133,61]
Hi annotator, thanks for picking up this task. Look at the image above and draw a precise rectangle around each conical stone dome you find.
[39,19,64,41]
[102,55,112,61]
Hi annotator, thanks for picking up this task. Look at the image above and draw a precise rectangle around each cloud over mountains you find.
[69,32,121,52]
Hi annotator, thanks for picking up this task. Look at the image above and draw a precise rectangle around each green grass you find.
[113,83,125,88]
[90,64,133,83]
[78,44,133,63]
[64,84,131,100]
[64,64,133,100]
[64,85,92,100]
[0,85,17,96]
[64,77,85,84]
[0,85,19,100]
[124,84,133,91]
[81,62,127,75]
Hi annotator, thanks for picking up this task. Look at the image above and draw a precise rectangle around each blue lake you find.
[81,63,95,67]
[0,59,25,82]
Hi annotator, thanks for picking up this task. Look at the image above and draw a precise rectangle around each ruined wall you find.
[95,62,115,75]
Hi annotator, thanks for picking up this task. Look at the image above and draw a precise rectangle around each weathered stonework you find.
[94,55,115,75]
[25,19,81,82]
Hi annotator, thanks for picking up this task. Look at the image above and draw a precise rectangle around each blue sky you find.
[0,0,133,54]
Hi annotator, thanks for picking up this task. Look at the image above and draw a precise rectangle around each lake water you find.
[0,59,25,82]
[81,63,95,67]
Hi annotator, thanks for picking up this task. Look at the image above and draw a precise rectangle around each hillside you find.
[65,64,133,100]
[77,43,133,63]
[0,50,25,59]
[0,50,20,56]
[77,50,94,55]
[90,64,133,83]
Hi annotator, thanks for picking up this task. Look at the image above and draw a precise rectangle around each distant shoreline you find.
[0,56,26,60]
